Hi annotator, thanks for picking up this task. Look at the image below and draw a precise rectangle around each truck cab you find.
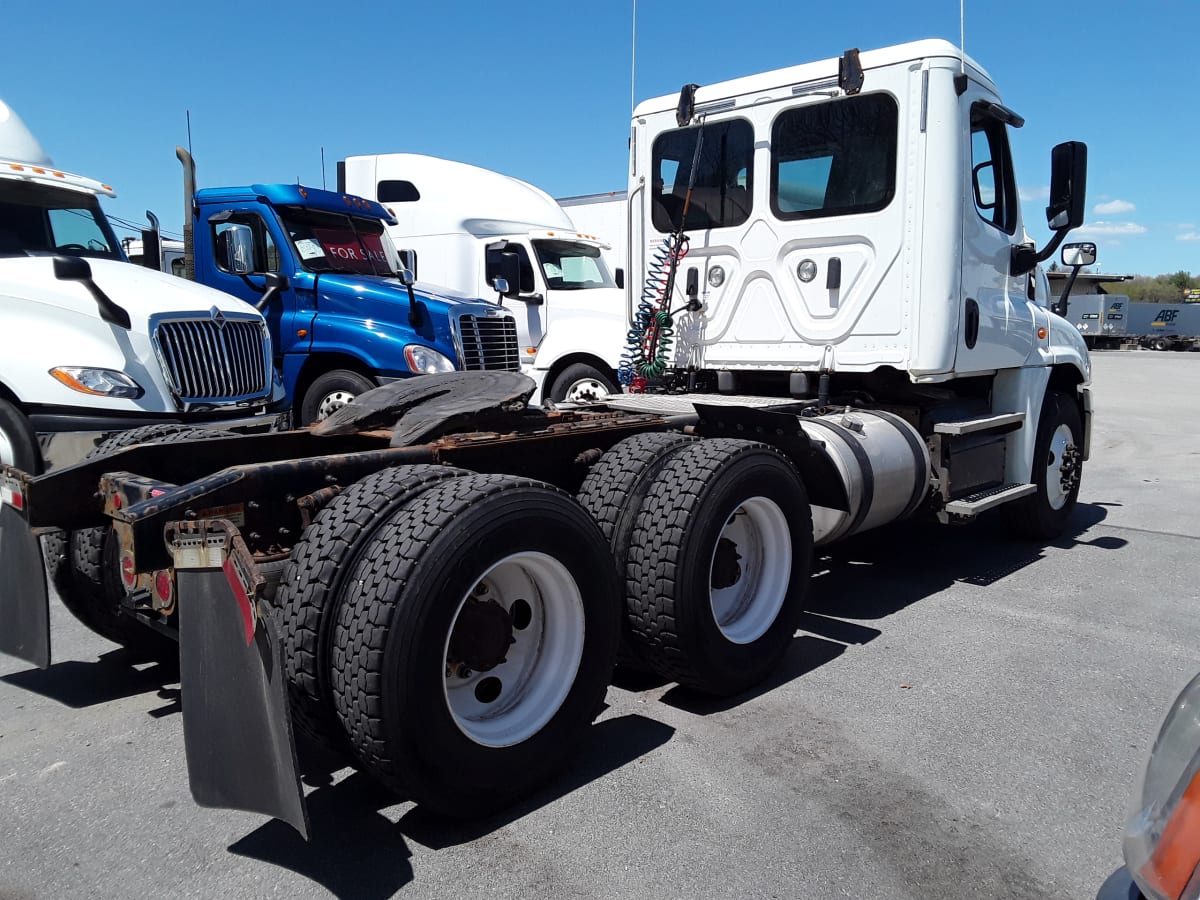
[339,154,628,405]
[0,100,285,472]
[187,182,521,424]
[617,39,1092,527]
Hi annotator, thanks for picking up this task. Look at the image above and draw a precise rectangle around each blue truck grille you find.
[153,316,270,402]
[458,314,521,372]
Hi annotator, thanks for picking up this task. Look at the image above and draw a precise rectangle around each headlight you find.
[403,345,456,375]
[49,367,144,399]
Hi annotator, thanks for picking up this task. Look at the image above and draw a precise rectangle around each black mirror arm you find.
[1011,227,1072,277]
[405,281,424,328]
[1053,266,1083,317]
[254,273,288,311]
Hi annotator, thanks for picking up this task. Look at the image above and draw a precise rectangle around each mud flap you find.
[171,519,309,839]
[0,483,50,669]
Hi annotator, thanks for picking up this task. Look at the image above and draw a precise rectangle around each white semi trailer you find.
[0,39,1095,836]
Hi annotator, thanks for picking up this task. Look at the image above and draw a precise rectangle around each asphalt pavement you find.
[1,350,1196,899]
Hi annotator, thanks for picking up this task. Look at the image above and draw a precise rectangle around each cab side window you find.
[651,119,754,233]
[212,213,280,274]
[970,104,1018,235]
[770,92,898,220]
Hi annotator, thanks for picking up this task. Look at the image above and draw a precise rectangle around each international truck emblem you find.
[210,306,227,328]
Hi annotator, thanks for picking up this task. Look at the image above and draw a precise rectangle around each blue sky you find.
[3,1,1196,276]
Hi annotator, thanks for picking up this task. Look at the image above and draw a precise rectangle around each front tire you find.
[625,439,812,696]
[1003,390,1083,540]
[332,474,620,817]
[300,369,377,426]
[547,363,619,405]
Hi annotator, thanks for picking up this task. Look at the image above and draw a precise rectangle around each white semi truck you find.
[0,100,286,473]
[0,39,1095,836]
[338,154,629,404]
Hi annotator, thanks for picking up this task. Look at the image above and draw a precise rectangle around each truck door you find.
[958,97,1034,370]
[485,241,545,352]
[200,208,312,359]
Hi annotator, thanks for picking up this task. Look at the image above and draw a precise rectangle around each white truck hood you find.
[0,256,259,330]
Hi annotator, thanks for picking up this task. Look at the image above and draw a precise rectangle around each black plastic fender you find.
[0,475,50,668]
[170,518,309,839]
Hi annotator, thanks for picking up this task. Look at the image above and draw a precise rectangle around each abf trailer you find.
[0,39,1092,837]
[339,155,628,404]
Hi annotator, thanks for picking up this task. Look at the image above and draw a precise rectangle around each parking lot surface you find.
[1,350,1196,899]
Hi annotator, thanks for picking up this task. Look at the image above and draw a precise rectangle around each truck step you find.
[933,412,1025,436]
[943,482,1035,516]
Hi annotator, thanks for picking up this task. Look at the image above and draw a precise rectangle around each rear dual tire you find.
[324,473,620,817]
[622,439,813,696]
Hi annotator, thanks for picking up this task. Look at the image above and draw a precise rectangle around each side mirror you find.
[225,223,256,275]
[398,249,417,280]
[52,256,92,282]
[1061,241,1096,268]
[1046,141,1087,231]
[1052,242,1099,318]
[615,267,625,289]
[492,251,522,298]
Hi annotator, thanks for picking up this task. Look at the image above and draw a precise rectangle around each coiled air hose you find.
[618,234,688,386]
[620,107,706,392]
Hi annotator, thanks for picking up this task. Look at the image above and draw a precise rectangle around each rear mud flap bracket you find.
[170,518,309,839]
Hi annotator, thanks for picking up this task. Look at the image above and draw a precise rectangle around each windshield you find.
[0,182,123,260]
[277,206,401,277]
[531,239,615,290]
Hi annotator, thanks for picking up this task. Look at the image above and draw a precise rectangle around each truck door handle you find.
[826,257,842,291]
[965,298,980,349]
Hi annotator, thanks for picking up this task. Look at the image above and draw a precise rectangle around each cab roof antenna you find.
[954,0,969,95]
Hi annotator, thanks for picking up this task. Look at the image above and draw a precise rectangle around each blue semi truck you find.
[164,150,520,424]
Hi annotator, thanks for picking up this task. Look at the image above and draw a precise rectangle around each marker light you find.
[49,367,144,399]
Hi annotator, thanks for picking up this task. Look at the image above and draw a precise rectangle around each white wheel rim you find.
[563,377,611,402]
[1045,424,1075,510]
[0,426,15,467]
[443,551,585,747]
[708,497,792,644]
[317,390,357,420]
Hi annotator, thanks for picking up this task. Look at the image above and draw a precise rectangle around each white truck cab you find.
[609,39,1093,534]
[0,100,285,471]
[339,154,628,404]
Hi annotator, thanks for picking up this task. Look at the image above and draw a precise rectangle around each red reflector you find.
[222,557,256,645]
[113,494,122,509]
[11,491,23,510]
[120,552,136,587]
[154,570,172,602]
